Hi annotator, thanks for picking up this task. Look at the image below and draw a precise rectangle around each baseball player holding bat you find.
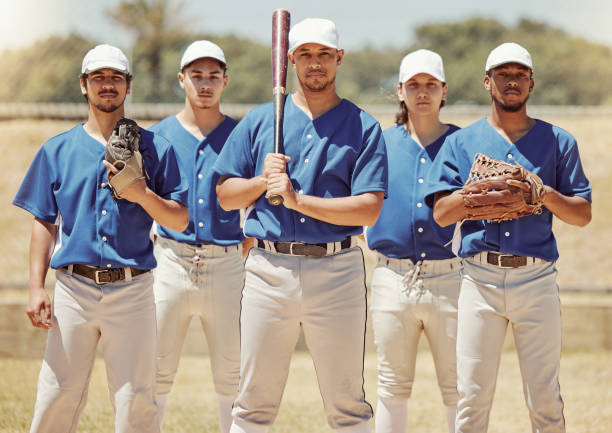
[214,16,388,433]
[425,42,592,433]
[13,44,188,433]
[365,49,461,433]
[148,40,249,432]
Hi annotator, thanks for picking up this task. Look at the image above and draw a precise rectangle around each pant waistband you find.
[469,251,547,268]
[256,237,355,258]
[63,264,149,285]
[377,252,462,275]
[157,236,241,258]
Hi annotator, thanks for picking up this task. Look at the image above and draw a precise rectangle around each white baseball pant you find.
[153,237,244,430]
[230,246,373,432]
[456,255,565,433]
[371,254,462,405]
[29,269,159,433]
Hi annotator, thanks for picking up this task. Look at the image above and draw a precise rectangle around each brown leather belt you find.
[68,264,149,285]
[486,252,528,268]
[256,237,352,258]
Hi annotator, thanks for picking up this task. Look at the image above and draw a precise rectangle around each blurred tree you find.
[0,34,94,102]
[1,17,611,106]
[108,0,191,102]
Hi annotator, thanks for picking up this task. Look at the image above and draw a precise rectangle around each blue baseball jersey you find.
[13,124,188,270]
[424,117,592,261]
[148,115,243,246]
[366,124,459,262]
[213,95,388,243]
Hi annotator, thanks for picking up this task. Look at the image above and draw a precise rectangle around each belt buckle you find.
[495,253,516,268]
[289,242,302,255]
[94,268,124,285]
[94,270,112,285]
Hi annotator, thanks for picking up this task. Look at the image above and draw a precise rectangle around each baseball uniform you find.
[213,95,388,432]
[424,117,592,433]
[13,124,187,433]
[367,124,461,409]
[148,115,244,410]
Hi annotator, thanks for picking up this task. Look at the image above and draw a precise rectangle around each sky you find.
[1,0,612,52]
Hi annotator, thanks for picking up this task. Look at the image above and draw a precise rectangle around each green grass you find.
[1,351,610,432]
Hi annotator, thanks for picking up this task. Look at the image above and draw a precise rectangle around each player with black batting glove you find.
[13,44,188,433]
[425,42,592,433]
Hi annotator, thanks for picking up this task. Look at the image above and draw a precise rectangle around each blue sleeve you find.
[556,134,592,202]
[213,116,256,179]
[351,120,388,196]
[424,136,464,207]
[13,146,59,223]
[154,141,188,206]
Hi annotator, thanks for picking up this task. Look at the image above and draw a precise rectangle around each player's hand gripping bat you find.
[267,8,290,206]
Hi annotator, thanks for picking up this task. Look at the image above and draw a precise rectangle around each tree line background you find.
[1,0,611,106]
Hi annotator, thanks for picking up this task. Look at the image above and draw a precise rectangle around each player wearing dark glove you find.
[105,117,148,199]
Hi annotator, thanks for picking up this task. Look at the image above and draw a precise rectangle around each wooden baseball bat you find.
[267,8,290,206]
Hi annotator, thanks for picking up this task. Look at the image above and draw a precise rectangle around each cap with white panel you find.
[180,40,227,70]
[288,18,339,54]
[485,42,533,72]
[82,44,130,74]
[398,49,445,83]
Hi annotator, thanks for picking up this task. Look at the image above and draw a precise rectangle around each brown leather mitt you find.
[105,118,147,199]
[461,153,546,222]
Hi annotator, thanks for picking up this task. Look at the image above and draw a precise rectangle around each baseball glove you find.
[105,118,148,199]
[460,153,546,222]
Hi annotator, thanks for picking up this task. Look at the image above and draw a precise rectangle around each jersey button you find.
[198,173,203,179]
[100,182,107,188]
[418,178,424,184]
[416,202,422,208]
[420,157,426,164]
[306,134,313,139]
[101,210,107,215]
[102,236,107,242]
[417,227,424,233]
[420,252,426,258]
[198,198,204,204]
[199,150,204,155]
[507,153,513,159]
[298,189,304,194]
[198,222,204,228]
[304,158,309,164]
[106,264,112,268]
[505,231,510,237]
[300,217,305,223]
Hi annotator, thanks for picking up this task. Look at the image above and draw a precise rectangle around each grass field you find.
[1,350,610,433]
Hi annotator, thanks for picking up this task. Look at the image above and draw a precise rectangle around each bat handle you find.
[267,193,284,205]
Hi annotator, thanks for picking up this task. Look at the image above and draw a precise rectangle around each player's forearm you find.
[137,189,189,232]
[288,192,384,227]
[433,190,466,227]
[542,188,591,226]
[29,218,57,290]
[217,176,267,211]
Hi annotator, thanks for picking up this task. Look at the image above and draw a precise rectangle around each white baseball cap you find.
[82,44,130,74]
[288,18,339,54]
[485,42,533,72]
[398,49,445,84]
[180,40,226,70]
